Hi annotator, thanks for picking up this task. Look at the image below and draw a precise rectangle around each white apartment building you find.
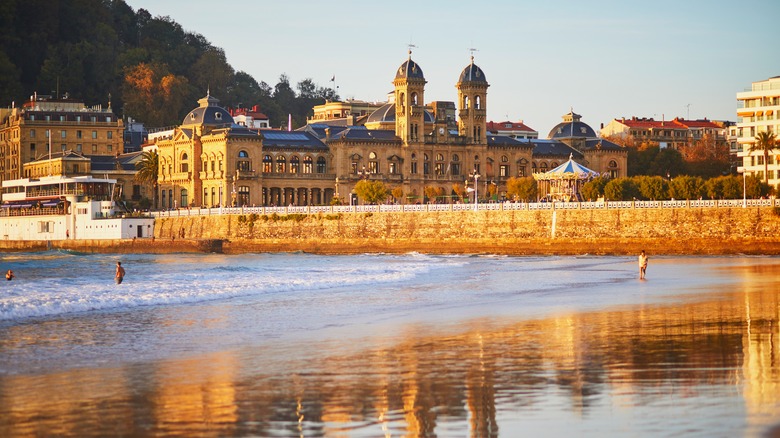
[737,76,780,187]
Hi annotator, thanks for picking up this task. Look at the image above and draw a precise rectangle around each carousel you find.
[533,154,601,202]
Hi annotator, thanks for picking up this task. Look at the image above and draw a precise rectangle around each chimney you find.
[325,128,331,141]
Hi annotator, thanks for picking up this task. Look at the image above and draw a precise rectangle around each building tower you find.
[456,55,489,144]
[393,50,426,145]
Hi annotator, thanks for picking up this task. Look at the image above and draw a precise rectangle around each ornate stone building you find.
[153,52,627,207]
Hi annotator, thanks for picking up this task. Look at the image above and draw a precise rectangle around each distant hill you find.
[0,0,337,128]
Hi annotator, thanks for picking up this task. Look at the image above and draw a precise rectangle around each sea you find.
[0,251,778,437]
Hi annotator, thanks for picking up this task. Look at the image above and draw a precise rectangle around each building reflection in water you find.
[0,263,778,437]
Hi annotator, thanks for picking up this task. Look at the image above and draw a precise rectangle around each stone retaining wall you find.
[3,207,779,255]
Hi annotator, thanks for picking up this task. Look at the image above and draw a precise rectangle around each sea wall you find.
[3,206,779,255]
[148,206,780,255]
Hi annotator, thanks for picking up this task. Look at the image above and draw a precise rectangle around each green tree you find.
[720,175,743,199]
[669,175,705,200]
[391,186,404,204]
[745,174,773,199]
[354,180,388,204]
[604,178,640,201]
[750,131,778,183]
[580,176,609,201]
[505,177,538,202]
[134,149,159,209]
[636,175,669,200]
[424,186,446,203]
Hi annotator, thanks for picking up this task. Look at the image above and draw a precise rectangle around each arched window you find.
[540,162,548,172]
[609,160,618,168]
[551,162,558,168]
[475,95,481,110]
[237,150,251,172]
[180,189,188,207]
[316,156,326,173]
[276,155,286,173]
[290,155,300,173]
[411,92,418,105]
[501,155,508,163]
[453,154,459,162]
[368,151,378,174]
[463,95,470,109]
[303,156,313,174]
[436,153,444,161]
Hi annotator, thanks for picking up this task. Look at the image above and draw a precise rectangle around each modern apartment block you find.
[736,76,780,187]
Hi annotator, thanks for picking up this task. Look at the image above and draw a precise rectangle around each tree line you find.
[0,0,337,128]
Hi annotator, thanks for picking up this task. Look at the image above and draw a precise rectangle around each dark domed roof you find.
[459,59,487,83]
[547,111,597,139]
[366,102,435,124]
[182,93,234,127]
[395,56,425,80]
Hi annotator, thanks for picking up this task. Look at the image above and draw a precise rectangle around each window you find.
[435,163,444,175]
[30,129,35,138]
[389,162,397,174]
[107,144,112,152]
[303,156,313,174]
[76,130,82,139]
[475,95,481,110]
[106,116,112,122]
[436,153,444,162]
[92,131,97,139]
[30,143,35,155]
[180,153,188,173]
[61,130,66,139]
[368,161,378,173]
[263,155,272,173]
[316,157,326,173]
[238,186,250,206]
[180,189,188,207]
[276,155,286,173]
[61,143,66,152]
[411,162,418,174]
[500,165,509,177]
[76,144,82,152]
[107,131,113,140]
[290,156,300,173]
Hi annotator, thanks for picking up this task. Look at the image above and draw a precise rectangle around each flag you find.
[330,75,335,82]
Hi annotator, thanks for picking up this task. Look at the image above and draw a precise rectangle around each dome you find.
[395,57,425,80]
[182,93,234,127]
[366,102,435,124]
[458,59,487,83]
[547,111,597,139]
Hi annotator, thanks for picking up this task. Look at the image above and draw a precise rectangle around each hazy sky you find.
[125,0,779,134]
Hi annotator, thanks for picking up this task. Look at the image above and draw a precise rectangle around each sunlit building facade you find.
[736,76,780,187]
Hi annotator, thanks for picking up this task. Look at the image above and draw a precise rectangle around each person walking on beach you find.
[5,270,15,281]
[638,250,649,280]
[115,262,125,284]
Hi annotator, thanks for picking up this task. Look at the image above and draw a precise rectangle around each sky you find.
[125,0,779,135]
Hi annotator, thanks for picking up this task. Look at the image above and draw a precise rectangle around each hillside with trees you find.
[0,0,337,128]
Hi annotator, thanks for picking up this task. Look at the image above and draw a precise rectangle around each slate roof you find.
[88,152,143,172]
[583,138,625,151]
[330,126,400,142]
[487,135,534,148]
[519,139,584,159]
[365,102,434,124]
[459,60,487,83]
[395,57,425,80]
[259,130,328,150]
[548,121,598,139]
[182,94,234,127]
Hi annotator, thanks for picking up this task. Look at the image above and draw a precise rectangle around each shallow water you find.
[0,252,778,437]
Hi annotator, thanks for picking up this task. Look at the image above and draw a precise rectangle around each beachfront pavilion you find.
[533,154,601,201]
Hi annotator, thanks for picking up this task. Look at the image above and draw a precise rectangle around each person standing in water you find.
[115,262,125,284]
[638,250,649,280]
[5,270,15,281]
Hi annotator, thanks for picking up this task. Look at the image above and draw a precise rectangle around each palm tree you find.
[750,131,778,183]
[134,150,159,210]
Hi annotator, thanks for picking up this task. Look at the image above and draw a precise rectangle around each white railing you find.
[149,198,780,218]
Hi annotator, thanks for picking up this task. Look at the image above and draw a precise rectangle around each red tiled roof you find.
[486,120,536,132]
[671,118,721,129]
[615,118,684,129]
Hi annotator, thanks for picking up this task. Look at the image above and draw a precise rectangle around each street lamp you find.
[468,169,481,211]
[738,166,746,208]
[335,177,340,198]
[357,165,369,180]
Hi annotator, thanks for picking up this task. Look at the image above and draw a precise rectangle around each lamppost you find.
[231,173,237,207]
[468,169,481,211]
[335,177,340,198]
[738,166,746,208]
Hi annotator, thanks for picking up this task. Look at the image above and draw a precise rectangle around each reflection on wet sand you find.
[0,263,778,437]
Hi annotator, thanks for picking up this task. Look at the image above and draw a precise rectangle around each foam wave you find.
[0,253,466,321]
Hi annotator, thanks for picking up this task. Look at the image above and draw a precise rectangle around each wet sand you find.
[0,256,778,437]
